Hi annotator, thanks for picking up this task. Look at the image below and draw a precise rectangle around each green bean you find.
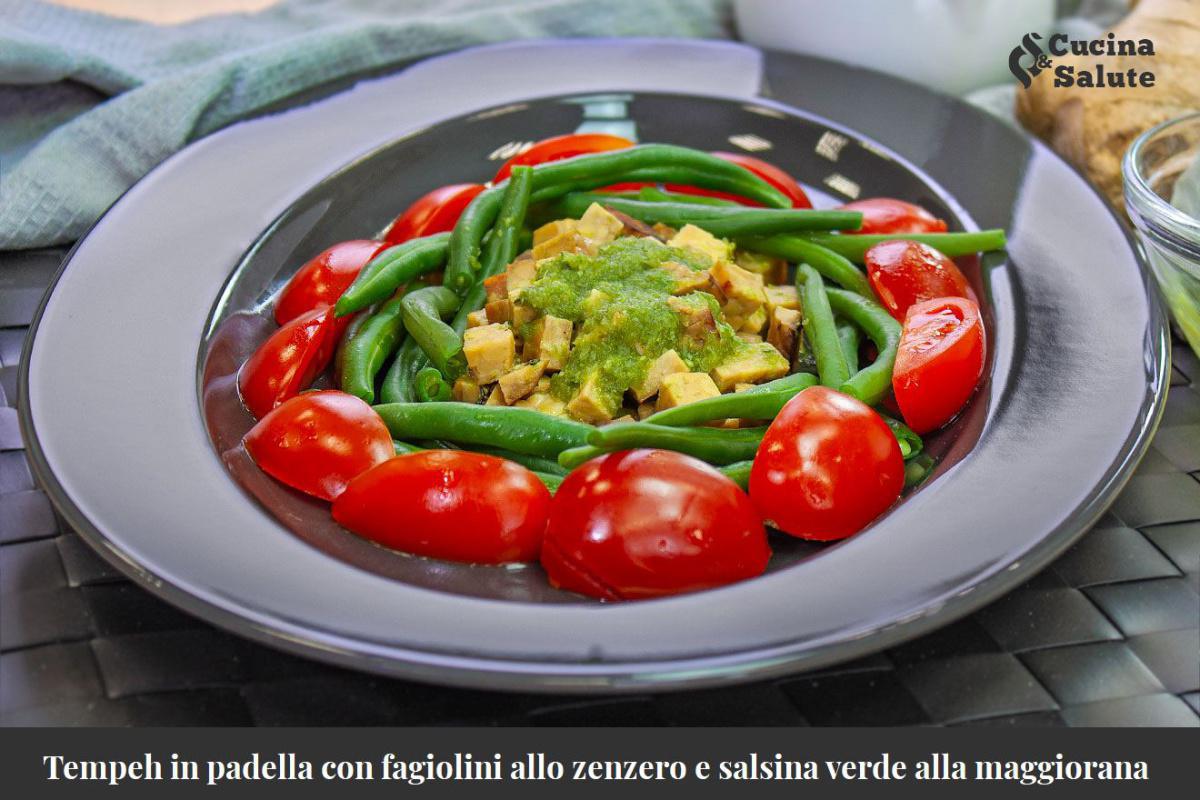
[479,166,534,277]
[582,423,768,467]
[637,186,738,206]
[532,471,563,493]
[550,194,861,237]
[837,321,861,374]
[798,265,850,389]
[339,283,428,403]
[379,337,430,404]
[446,144,790,296]
[373,403,591,459]
[334,233,450,316]
[904,453,935,489]
[461,444,569,476]
[742,235,872,296]
[556,445,605,470]
[646,373,818,426]
[414,366,452,402]
[392,440,423,456]
[824,288,902,407]
[718,460,753,490]
[400,286,464,378]
[880,414,923,461]
[333,303,375,389]
[803,230,1007,262]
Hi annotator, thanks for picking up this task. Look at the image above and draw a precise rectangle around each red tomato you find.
[750,387,904,541]
[332,451,550,564]
[243,390,393,501]
[238,306,340,419]
[839,197,947,234]
[865,239,972,320]
[493,133,633,182]
[275,240,386,325]
[384,183,485,245]
[541,450,770,601]
[893,297,986,434]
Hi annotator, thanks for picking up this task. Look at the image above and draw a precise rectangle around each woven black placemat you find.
[1,247,1196,727]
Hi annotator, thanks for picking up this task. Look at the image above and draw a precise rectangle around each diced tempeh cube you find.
[735,250,788,284]
[765,284,800,313]
[737,332,764,343]
[630,349,689,402]
[485,386,507,405]
[497,361,546,404]
[506,257,538,298]
[734,382,757,392]
[605,207,666,240]
[466,309,490,328]
[566,373,616,424]
[636,401,656,420]
[463,323,515,385]
[739,306,768,335]
[484,272,508,304]
[710,342,790,391]
[522,315,573,371]
[659,260,711,295]
[667,224,730,265]
[485,298,513,324]
[453,377,481,404]
[656,372,721,411]
[767,306,803,360]
[576,203,625,245]
[531,230,593,261]
[710,259,767,319]
[533,219,578,246]
[514,391,567,417]
[511,302,538,330]
[652,222,678,240]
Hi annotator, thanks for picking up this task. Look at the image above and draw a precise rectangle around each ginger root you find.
[1014,0,1200,208]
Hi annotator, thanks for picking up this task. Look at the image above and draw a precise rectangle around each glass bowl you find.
[1124,112,1200,357]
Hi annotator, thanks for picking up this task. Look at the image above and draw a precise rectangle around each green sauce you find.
[519,237,746,410]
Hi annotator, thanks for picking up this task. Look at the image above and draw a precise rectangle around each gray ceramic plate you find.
[20,41,1168,692]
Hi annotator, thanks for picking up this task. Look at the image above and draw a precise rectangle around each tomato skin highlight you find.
[541,450,770,600]
[493,133,633,182]
[332,451,550,564]
[238,306,340,420]
[839,197,948,234]
[750,387,904,541]
[275,240,386,325]
[893,297,986,435]
[866,239,972,320]
[384,183,485,244]
[243,390,394,501]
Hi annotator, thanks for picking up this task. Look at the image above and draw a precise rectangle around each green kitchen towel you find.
[0,0,731,250]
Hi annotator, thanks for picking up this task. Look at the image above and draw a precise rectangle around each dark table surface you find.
[0,246,1197,726]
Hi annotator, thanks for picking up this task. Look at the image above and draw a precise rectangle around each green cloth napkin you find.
[0,0,730,250]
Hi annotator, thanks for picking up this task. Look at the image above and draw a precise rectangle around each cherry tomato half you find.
[383,183,486,245]
[275,239,386,325]
[750,386,904,541]
[244,390,394,501]
[893,296,986,435]
[866,239,972,320]
[493,133,634,182]
[238,306,340,419]
[541,450,770,601]
[839,197,948,234]
[332,451,550,564]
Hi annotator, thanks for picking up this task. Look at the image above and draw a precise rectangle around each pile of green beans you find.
[309,140,1006,494]
[549,193,862,237]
